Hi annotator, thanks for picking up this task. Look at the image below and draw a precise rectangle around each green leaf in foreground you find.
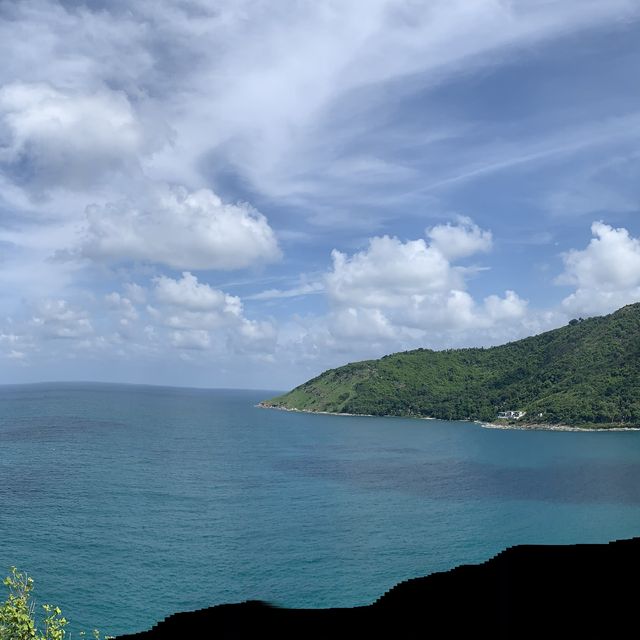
[0,567,112,640]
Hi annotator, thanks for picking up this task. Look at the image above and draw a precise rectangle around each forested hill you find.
[262,303,640,427]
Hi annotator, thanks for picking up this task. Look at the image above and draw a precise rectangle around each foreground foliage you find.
[0,567,110,640]
[265,303,640,427]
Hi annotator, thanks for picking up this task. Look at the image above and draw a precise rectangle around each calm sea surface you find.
[2,383,640,635]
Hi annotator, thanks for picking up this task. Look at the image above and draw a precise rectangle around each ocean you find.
[1,382,640,636]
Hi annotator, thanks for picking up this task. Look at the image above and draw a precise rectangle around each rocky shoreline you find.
[257,402,377,418]
[258,403,639,431]
[478,420,640,431]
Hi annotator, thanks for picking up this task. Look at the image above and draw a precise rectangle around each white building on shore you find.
[497,410,526,420]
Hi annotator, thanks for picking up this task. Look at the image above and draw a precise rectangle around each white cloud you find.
[0,1,638,389]
[325,219,495,313]
[148,0,639,208]
[248,281,324,301]
[150,272,276,352]
[80,185,281,270]
[484,290,528,321]
[326,235,462,308]
[154,272,242,313]
[0,332,22,347]
[170,329,211,351]
[427,216,493,260]
[558,221,640,315]
[559,222,640,290]
[0,2,153,95]
[276,283,540,377]
[0,331,32,363]
[231,318,278,354]
[123,282,147,305]
[320,220,530,346]
[30,299,93,339]
[105,292,138,321]
[328,307,396,341]
[0,82,164,192]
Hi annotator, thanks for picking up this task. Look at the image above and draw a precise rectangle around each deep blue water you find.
[2,383,640,636]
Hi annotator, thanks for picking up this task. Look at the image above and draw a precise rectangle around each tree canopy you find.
[263,303,640,428]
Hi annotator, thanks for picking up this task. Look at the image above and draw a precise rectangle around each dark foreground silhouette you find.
[116,537,640,639]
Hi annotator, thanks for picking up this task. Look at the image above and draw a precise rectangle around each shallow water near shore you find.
[2,383,640,636]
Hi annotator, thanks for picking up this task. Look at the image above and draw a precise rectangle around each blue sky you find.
[1,0,639,390]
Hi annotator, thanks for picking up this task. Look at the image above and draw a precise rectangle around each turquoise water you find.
[2,383,640,636]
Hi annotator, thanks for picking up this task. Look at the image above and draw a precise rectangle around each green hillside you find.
[262,303,640,427]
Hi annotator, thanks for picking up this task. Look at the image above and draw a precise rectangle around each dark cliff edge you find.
[116,536,640,639]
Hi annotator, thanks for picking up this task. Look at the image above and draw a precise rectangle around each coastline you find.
[478,421,640,432]
[258,403,639,431]
[257,402,437,420]
[257,402,376,418]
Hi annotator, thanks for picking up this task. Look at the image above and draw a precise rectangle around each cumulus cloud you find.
[30,299,93,339]
[150,272,276,352]
[1,1,638,388]
[79,186,281,270]
[323,219,495,332]
[0,83,164,192]
[231,318,278,354]
[427,216,493,260]
[558,222,640,315]
[325,219,494,311]
[105,292,138,328]
[328,307,396,341]
[155,272,241,313]
[484,290,529,321]
[169,329,211,351]
[123,282,146,304]
[322,220,529,345]
[0,331,31,363]
[326,235,462,308]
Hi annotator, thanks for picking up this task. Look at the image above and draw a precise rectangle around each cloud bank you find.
[559,222,640,316]
[0,82,162,193]
[80,186,281,270]
[323,220,528,346]
[0,1,638,388]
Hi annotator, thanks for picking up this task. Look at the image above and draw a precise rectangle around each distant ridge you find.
[262,303,640,428]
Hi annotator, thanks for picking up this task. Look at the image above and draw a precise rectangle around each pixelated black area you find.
[115,537,640,639]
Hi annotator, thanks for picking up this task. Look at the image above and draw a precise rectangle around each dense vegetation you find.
[263,303,640,427]
[0,567,110,640]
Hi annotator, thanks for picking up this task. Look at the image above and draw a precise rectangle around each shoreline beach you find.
[258,403,639,431]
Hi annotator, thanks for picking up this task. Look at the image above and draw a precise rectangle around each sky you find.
[1,0,640,390]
